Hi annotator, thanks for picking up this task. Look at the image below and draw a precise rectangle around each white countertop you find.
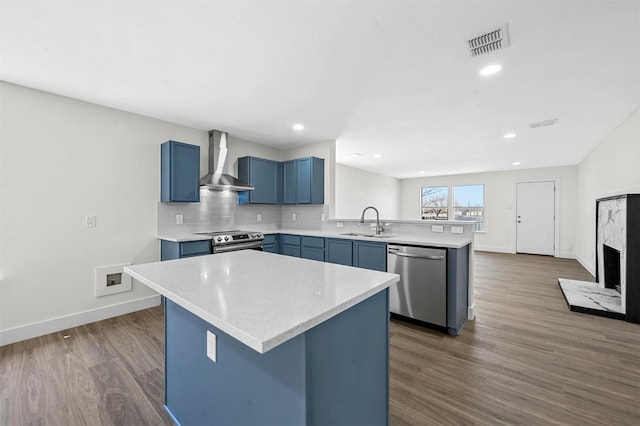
[158,228,472,248]
[125,251,399,354]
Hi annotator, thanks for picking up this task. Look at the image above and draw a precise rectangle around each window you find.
[453,184,484,231]
[421,186,448,220]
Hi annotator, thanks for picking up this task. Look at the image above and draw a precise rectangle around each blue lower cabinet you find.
[301,246,325,261]
[161,240,211,261]
[353,241,387,272]
[280,234,301,257]
[164,291,389,426]
[263,234,279,253]
[301,236,325,261]
[326,238,353,266]
[447,245,470,335]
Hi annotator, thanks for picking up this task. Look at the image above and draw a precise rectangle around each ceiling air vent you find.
[529,118,559,129]
[468,24,510,57]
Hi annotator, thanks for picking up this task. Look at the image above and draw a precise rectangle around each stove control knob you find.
[224,236,229,241]
[216,237,222,242]
[257,233,262,238]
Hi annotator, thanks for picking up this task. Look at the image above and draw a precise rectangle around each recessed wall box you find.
[96,264,132,297]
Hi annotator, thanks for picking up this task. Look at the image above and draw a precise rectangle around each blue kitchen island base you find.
[164,290,390,426]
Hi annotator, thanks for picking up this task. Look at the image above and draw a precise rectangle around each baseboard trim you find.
[468,303,476,320]
[473,246,513,254]
[575,253,596,277]
[0,294,161,346]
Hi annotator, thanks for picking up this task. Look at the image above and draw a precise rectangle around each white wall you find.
[0,82,207,343]
[575,109,640,274]
[335,164,401,219]
[398,166,579,256]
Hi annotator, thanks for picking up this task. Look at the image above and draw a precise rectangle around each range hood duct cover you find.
[200,130,254,191]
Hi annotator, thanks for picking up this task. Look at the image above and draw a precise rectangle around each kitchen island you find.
[125,250,399,426]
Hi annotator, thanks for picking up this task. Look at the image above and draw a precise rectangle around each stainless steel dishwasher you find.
[387,244,447,327]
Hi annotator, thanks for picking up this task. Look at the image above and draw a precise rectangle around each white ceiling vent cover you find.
[468,24,510,57]
[529,118,559,128]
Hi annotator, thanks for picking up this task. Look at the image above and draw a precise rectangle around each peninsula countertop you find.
[124,250,399,353]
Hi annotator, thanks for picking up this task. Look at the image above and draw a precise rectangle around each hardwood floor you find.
[1,252,639,425]
[0,307,172,426]
[389,252,640,426]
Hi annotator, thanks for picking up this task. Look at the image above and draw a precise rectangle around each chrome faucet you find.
[360,206,384,235]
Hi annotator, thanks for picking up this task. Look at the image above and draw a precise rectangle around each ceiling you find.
[1,1,638,179]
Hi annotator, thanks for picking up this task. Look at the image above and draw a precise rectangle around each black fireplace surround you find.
[595,194,640,323]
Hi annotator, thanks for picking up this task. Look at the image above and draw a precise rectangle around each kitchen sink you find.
[340,232,394,239]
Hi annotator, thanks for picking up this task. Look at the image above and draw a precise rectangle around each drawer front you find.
[263,234,278,245]
[281,234,301,246]
[301,236,325,248]
[180,240,211,256]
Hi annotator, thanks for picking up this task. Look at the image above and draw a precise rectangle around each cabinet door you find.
[296,157,312,203]
[294,157,324,205]
[161,141,200,202]
[238,157,280,204]
[326,238,353,266]
[282,160,296,204]
[263,234,279,253]
[353,241,387,272]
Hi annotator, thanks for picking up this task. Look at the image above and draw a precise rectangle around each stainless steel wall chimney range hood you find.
[200,130,254,191]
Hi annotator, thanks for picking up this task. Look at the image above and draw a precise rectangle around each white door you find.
[516,181,555,256]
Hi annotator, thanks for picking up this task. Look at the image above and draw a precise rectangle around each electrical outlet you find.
[291,213,297,221]
[257,213,263,222]
[207,331,217,362]
[176,214,183,224]
[85,215,97,227]
[337,222,344,228]
[321,213,326,222]
[432,225,444,233]
[451,226,463,234]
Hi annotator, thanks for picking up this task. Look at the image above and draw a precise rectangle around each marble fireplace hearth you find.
[558,278,624,320]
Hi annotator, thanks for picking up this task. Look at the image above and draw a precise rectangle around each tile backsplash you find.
[157,189,327,234]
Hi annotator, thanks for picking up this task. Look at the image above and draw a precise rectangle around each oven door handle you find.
[214,240,264,253]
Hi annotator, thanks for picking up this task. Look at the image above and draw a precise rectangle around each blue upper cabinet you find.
[282,160,296,204]
[353,241,387,272]
[297,157,324,204]
[161,141,200,202]
[241,156,324,205]
[237,156,282,204]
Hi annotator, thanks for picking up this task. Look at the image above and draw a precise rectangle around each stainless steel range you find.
[193,230,264,253]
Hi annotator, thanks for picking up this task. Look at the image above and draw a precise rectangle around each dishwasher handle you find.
[387,247,445,260]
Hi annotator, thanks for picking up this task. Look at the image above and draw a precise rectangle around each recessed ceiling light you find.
[374,154,382,158]
[503,133,516,139]
[292,123,304,131]
[419,171,425,174]
[480,64,502,76]
[512,161,521,166]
